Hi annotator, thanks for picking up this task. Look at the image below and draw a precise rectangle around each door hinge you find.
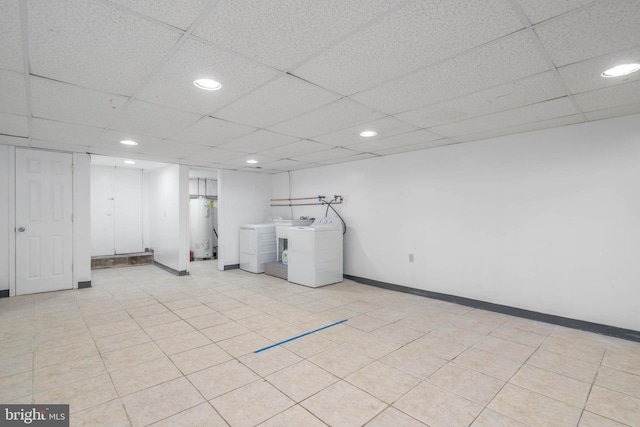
[71,164,74,172]
[71,213,74,222]
[71,263,74,272]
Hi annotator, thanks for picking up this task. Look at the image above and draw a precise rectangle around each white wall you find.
[0,145,12,292]
[146,164,190,273]
[272,114,640,331]
[218,169,273,269]
[72,152,91,286]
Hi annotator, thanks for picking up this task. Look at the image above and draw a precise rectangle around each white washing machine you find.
[288,217,343,287]
[239,224,276,273]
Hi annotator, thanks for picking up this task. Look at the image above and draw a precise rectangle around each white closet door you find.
[90,166,115,256]
[15,149,73,295]
[114,167,143,254]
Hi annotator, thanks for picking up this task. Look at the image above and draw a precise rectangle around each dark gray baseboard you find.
[78,281,91,289]
[345,274,640,343]
[224,264,240,270]
[153,261,187,276]
[0,290,8,298]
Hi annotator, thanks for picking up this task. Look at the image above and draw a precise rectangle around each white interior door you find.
[114,167,143,254]
[90,165,115,256]
[16,149,73,295]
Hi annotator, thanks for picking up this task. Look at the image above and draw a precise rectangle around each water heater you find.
[189,198,216,259]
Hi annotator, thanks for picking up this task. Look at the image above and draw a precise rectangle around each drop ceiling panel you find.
[317,152,377,165]
[193,0,406,70]
[430,98,579,137]
[574,80,640,111]
[105,0,210,30]
[110,100,201,139]
[31,139,94,153]
[28,0,181,95]
[32,118,102,146]
[0,0,23,72]
[0,112,28,137]
[260,159,318,171]
[215,74,342,128]
[396,71,566,128]
[222,154,280,168]
[139,140,210,159]
[217,130,300,153]
[91,130,163,151]
[193,146,247,163]
[293,0,523,95]
[515,0,597,24]
[558,47,640,94]
[268,99,385,139]
[0,70,28,115]
[136,37,280,115]
[584,102,640,121]
[171,117,256,147]
[314,116,420,147]
[348,129,444,153]
[256,140,331,158]
[534,0,640,67]
[352,31,550,114]
[291,147,364,163]
[0,135,28,147]
[452,114,585,143]
[30,77,128,128]
[372,139,455,156]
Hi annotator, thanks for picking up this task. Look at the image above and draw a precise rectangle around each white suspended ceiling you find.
[0,0,639,173]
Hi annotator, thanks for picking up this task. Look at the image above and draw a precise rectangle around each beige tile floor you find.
[1,262,640,426]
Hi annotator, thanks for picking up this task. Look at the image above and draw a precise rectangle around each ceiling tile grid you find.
[515,0,598,24]
[104,0,210,31]
[291,147,365,164]
[395,71,566,128]
[313,116,420,147]
[192,0,408,71]
[351,31,551,114]
[0,70,28,116]
[292,0,523,95]
[534,0,640,67]
[0,112,29,138]
[109,100,201,139]
[348,129,445,153]
[1,0,639,172]
[214,74,342,128]
[136,37,281,115]
[254,140,332,159]
[27,0,182,95]
[217,130,300,154]
[29,77,128,128]
[267,99,385,139]
[170,117,256,147]
[32,118,103,146]
[573,79,640,112]
[430,97,579,137]
[0,0,24,73]
[372,139,456,156]
[452,114,585,143]
[558,46,640,94]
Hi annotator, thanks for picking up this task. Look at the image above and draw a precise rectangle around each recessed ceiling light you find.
[194,78,222,90]
[360,130,377,137]
[124,160,136,165]
[601,63,640,78]
[246,159,258,164]
[120,140,138,146]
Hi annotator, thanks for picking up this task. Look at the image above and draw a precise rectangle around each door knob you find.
[17,227,25,232]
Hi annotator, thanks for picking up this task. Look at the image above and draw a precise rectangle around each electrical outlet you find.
[409,254,414,263]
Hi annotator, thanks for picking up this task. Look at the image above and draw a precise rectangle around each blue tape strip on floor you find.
[254,319,348,354]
